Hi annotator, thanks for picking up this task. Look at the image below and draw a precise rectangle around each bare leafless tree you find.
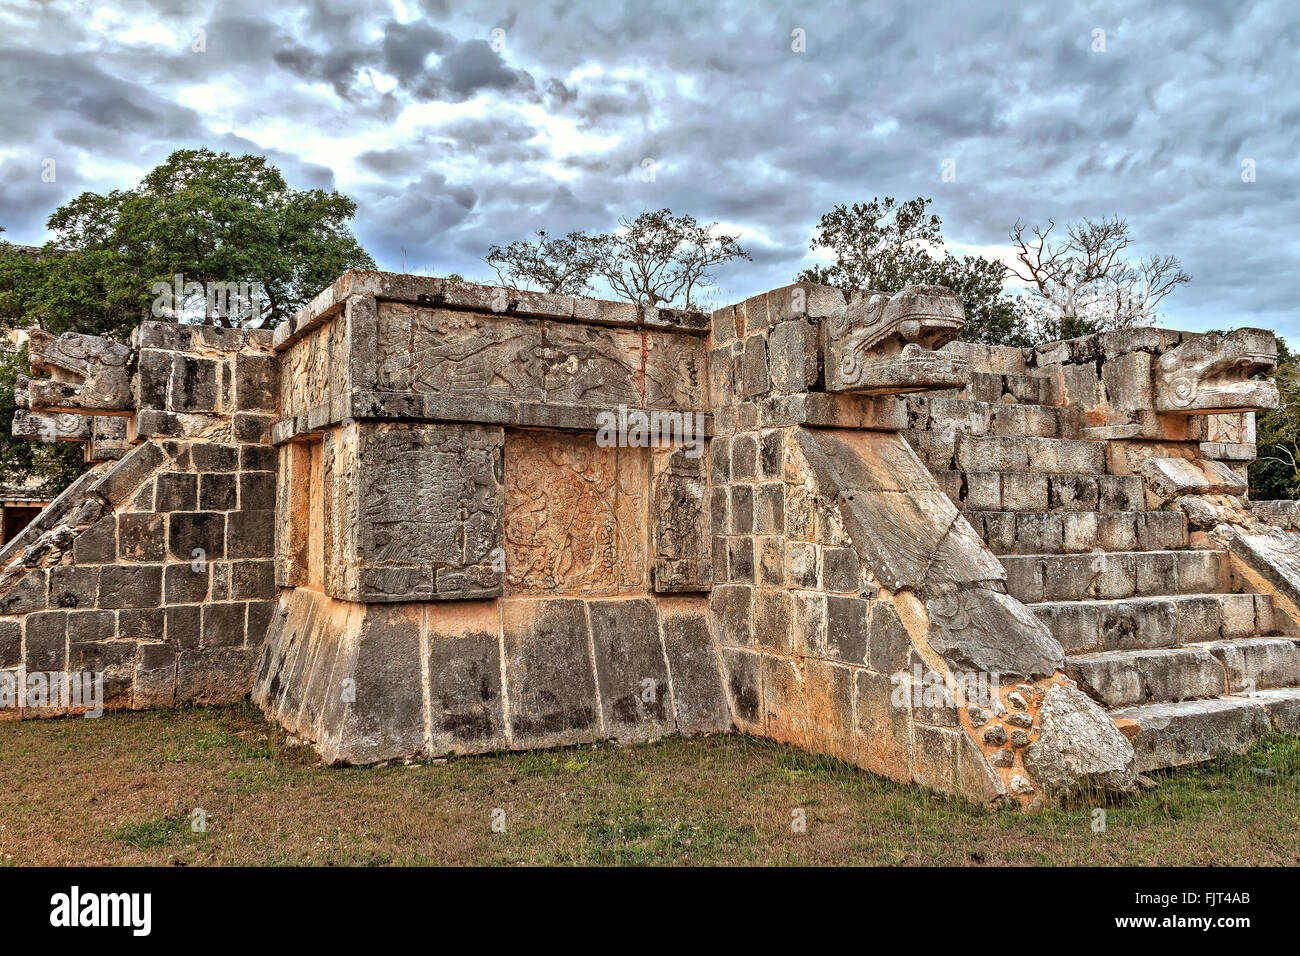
[1008,215,1190,334]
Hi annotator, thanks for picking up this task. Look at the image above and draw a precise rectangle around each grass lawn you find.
[0,702,1297,866]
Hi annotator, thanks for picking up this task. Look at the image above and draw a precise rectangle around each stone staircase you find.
[907,363,1300,773]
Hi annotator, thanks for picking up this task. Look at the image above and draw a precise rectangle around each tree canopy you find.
[484,209,749,310]
[0,148,373,341]
[0,149,373,493]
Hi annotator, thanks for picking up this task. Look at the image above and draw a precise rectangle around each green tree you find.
[1,147,373,341]
[485,230,597,295]
[0,149,374,495]
[796,197,1030,346]
[486,210,749,310]
[1251,336,1300,500]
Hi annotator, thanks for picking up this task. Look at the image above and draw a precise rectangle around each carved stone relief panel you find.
[504,429,648,595]
[644,330,708,410]
[374,302,705,411]
[279,324,333,418]
[538,322,642,407]
[378,303,545,401]
[335,422,504,602]
[652,446,711,592]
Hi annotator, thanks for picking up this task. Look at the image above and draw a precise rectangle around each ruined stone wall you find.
[0,324,278,713]
[700,286,1129,806]
[7,269,1290,807]
[254,273,729,763]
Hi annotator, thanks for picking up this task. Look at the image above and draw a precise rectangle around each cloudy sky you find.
[1,0,1297,337]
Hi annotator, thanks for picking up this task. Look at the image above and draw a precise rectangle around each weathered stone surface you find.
[822,285,968,395]
[426,601,507,755]
[177,647,260,706]
[721,648,762,733]
[26,329,133,413]
[1141,456,1247,499]
[658,599,731,734]
[1112,697,1272,772]
[925,585,1064,681]
[652,447,710,592]
[501,598,600,748]
[504,429,645,596]
[347,422,503,602]
[1020,684,1137,798]
[793,427,1002,593]
[587,598,672,740]
[1155,328,1278,414]
[318,604,424,764]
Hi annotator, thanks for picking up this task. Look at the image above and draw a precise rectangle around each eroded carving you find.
[1155,327,1279,414]
[652,446,710,591]
[26,328,133,413]
[504,430,647,595]
[349,422,504,600]
[822,284,969,394]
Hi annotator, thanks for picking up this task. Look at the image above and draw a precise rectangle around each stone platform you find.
[2,269,1295,808]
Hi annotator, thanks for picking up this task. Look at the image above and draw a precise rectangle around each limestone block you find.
[1113,697,1271,772]
[720,648,762,733]
[133,643,177,709]
[644,330,707,409]
[658,599,731,734]
[588,598,673,740]
[426,601,508,755]
[1141,456,1247,500]
[1022,683,1136,799]
[501,598,600,749]
[315,604,425,763]
[853,669,913,781]
[767,319,819,394]
[798,659,854,760]
[176,646,260,706]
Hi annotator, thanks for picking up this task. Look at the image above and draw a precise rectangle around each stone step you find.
[1067,646,1228,709]
[933,471,1145,514]
[910,434,1105,475]
[905,397,1070,440]
[1189,637,1300,692]
[1110,694,1294,772]
[1002,549,1230,603]
[969,510,1187,555]
[1031,592,1274,654]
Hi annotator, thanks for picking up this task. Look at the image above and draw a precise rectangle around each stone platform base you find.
[252,588,732,764]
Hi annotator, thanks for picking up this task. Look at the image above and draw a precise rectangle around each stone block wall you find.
[702,286,1093,805]
[0,324,278,713]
